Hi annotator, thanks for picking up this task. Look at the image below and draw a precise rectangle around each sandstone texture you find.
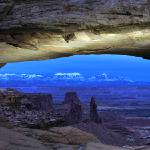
[85,142,130,150]
[90,96,101,123]
[14,126,99,145]
[23,93,53,111]
[63,92,81,105]
[0,126,149,150]
[65,101,82,124]
[0,0,150,64]
[0,127,47,150]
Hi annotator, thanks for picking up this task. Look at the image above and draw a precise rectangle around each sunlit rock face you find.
[0,0,150,63]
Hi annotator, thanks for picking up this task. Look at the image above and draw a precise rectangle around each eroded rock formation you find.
[23,93,53,111]
[0,89,53,111]
[65,101,82,124]
[63,92,82,124]
[0,88,22,108]
[90,97,101,123]
[0,0,150,64]
[63,92,81,105]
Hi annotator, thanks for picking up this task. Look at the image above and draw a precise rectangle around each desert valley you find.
[0,72,150,150]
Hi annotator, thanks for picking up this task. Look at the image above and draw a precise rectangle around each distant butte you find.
[0,0,150,66]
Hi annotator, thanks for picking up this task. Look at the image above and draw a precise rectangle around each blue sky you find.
[0,54,150,81]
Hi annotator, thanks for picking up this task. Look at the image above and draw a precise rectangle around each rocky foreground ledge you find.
[0,126,149,150]
[0,0,150,65]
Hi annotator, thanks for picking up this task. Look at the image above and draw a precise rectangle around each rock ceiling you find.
[0,0,150,65]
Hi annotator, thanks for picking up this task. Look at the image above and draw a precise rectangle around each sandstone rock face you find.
[0,89,53,111]
[65,101,82,124]
[23,93,53,111]
[1,126,149,150]
[63,92,82,124]
[0,0,150,63]
[14,126,99,145]
[0,127,47,150]
[74,122,143,147]
[90,97,101,123]
[63,92,81,105]
[85,142,129,150]
[0,88,22,107]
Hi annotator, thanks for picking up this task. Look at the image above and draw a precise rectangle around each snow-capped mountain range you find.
[0,72,132,82]
[0,73,44,80]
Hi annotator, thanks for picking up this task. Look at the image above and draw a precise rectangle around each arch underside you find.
[0,0,150,63]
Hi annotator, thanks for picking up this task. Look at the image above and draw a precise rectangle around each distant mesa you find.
[0,88,53,111]
[23,93,53,111]
[0,88,22,108]
[62,92,82,124]
[65,100,83,124]
[62,92,81,105]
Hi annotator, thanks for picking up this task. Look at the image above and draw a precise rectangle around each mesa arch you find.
[0,0,150,67]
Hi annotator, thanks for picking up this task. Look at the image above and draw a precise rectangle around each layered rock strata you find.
[0,0,150,64]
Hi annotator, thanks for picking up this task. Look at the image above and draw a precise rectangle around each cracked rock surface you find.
[0,0,150,64]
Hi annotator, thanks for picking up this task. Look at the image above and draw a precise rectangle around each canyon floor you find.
[0,87,150,150]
